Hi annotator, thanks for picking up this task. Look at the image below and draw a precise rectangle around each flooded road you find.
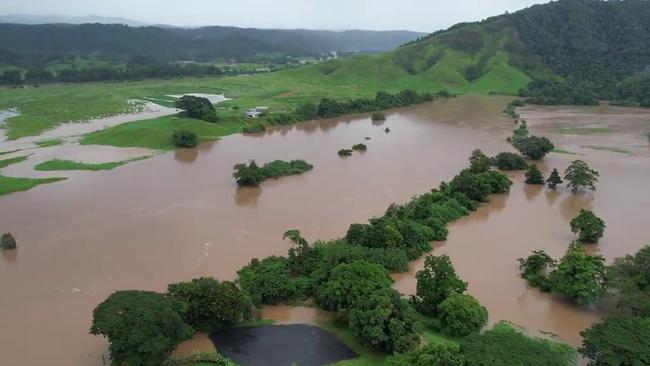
[0,96,649,365]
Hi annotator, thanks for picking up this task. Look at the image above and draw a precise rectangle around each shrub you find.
[387,343,466,366]
[448,169,493,202]
[1,233,16,249]
[461,322,576,366]
[172,130,198,148]
[233,160,265,186]
[438,293,488,337]
[570,209,605,243]
[494,152,528,170]
[546,168,563,189]
[233,159,313,186]
[338,149,353,156]
[371,112,386,121]
[352,143,367,151]
[469,149,494,173]
[242,124,266,134]
[171,351,235,365]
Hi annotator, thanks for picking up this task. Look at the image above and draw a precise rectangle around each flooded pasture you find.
[0,96,649,365]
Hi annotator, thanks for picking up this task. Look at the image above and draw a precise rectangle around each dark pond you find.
[209,324,358,366]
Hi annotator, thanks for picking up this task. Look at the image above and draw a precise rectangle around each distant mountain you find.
[0,14,149,27]
[301,0,650,101]
[0,22,425,66]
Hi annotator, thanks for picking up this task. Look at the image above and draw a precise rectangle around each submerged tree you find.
[518,250,555,290]
[512,135,554,160]
[570,209,606,243]
[525,164,545,185]
[0,233,16,250]
[232,160,265,186]
[564,160,599,192]
[546,168,563,189]
[607,245,650,317]
[548,244,607,305]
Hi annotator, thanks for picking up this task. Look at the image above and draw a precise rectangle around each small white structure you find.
[244,106,269,118]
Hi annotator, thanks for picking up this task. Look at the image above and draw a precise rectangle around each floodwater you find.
[0,96,649,366]
[210,325,357,366]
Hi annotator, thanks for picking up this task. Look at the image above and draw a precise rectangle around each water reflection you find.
[174,148,198,163]
[524,184,544,202]
[234,186,262,208]
[559,193,594,221]
[2,249,17,263]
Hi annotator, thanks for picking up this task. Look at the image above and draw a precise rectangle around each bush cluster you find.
[232,159,313,186]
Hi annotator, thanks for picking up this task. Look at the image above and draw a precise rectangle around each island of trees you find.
[232,159,313,186]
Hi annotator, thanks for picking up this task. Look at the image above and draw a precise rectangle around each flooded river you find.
[0,96,649,365]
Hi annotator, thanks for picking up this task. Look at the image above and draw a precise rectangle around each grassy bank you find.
[34,157,147,171]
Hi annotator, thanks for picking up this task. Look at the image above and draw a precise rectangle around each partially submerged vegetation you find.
[1,233,16,250]
[34,157,147,172]
[95,151,590,366]
[233,159,313,186]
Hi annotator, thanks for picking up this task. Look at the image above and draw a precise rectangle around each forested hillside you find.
[291,0,650,104]
[0,23,424,64]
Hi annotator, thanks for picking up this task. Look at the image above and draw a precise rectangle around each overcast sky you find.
[0,0,550,32]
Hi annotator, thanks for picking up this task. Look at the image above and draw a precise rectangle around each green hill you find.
[281,0,650,100]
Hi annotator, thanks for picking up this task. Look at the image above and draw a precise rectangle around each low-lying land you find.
[34,157,147,172]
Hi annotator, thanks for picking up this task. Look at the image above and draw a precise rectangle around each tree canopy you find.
[548,245,607,305]
[564,160,599,192]
[580,316,650,366]
[438,293,489,337]
[90,290,192,366]
[570,209,606,243]
[414,254,468,316]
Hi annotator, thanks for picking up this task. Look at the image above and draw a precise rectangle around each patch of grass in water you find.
[557,127,613,135]
[0,175,66,197]
[34,157,148,171]
[582,145,631,154]
[0,149,21,156]
[551,148,578,155]
[0,155,29,169]
[80,114,243,150]
[234,318,276,328]
[34,138,64,147]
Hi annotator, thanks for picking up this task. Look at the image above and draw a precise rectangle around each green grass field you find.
[0,155,29,168]
[79,115,245,150]
[34,157,148,171]
[0,175,66,196]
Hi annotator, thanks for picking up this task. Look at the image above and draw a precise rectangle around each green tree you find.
[1,233,16,249]
[494,152,528,171]
[172,130,198,148]
[415,254,468,316]
[469,149,493,173]
[518,250,555,290]
[237,256,310,305]
[580,316,650,366]
[548,245,607,305]
[564,160,599,192]
[546,168,563,189]
[316,260,392,311]
[167,277,248,331]
[348,287,419,353]
[232,160,265,186]
[448,169,493,202]
[438,293,488,337]
[606,246,650,317]
[512,135,554,160]
[525,164,545,184]
[176,95,219,122]
[90,290,192,366]
[570,209,605,243]
[387,343,466,366]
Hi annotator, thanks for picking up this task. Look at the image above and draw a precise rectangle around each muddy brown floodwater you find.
[1,96,649,366]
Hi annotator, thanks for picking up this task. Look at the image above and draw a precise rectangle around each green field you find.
[0,155,29,168]
[0,175,66,196]
[34,157,148,172]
